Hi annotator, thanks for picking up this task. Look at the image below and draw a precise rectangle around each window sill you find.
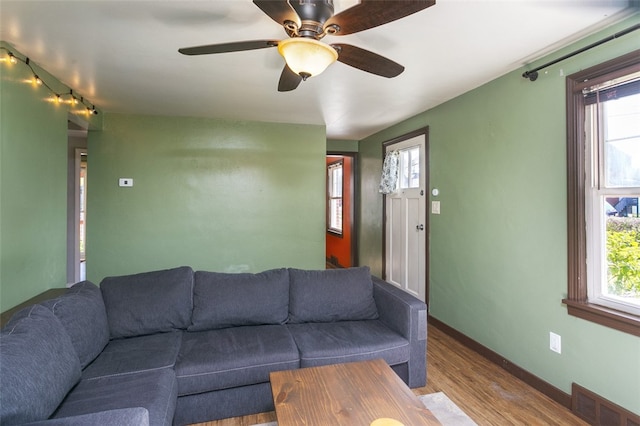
[563,299,640,337]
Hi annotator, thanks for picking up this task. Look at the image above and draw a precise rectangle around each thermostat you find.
[118,178,133,187]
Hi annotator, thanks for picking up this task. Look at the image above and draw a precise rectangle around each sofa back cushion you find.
[288,267,379,323]
[41,281,110,369]
[0,305,82,425]
[189,268,289,331]
[100,266,194,338]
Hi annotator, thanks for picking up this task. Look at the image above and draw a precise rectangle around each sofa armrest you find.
[372,277,427,341]
[372,276,427,388]
[21,408,149,426]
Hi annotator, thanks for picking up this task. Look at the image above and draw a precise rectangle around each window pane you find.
[409,147,420,188]
[604,93,640,187]
[399,150,409,189]
[605,197,640,304]
[329,199,342,231]
[399,147,420,189]
[328,163,342,197]
[327,161,343,234]
[332,167,342,197]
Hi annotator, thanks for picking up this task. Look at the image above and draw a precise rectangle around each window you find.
[327,160,343,234]
[565,50,640,336]
[399,146,420,189]
[586,83,640,315]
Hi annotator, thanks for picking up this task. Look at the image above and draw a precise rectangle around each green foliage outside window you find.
[607,217,640,298]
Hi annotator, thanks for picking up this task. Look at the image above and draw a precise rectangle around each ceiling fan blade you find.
[278,64,303,92]
[333,44,404,78]
[178,40,278,55]
[253,0,300,27]
[326,0,435,36]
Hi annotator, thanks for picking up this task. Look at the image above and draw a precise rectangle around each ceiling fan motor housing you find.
[291,0,335,38]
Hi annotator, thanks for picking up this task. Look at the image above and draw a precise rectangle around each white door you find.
[384,134,427,302]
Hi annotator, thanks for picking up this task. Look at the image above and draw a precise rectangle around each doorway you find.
[67,118,88,284]
[326,152,357,268]
[382,128,429,303]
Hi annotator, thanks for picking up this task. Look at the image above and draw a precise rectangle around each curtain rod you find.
[522,23,640,82]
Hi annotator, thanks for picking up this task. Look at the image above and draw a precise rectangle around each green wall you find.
[87,113,326,282]
[327,139,359,152]
[358,15,640,413]
[0,42,100,311]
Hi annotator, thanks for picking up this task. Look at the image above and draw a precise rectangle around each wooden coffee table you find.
[269,359,440,425]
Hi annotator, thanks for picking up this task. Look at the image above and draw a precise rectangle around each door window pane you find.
[399,147,420,189]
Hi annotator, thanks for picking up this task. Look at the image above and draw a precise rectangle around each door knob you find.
[416,224,424,231]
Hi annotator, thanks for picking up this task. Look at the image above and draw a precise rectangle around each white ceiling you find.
[0,0,637,140]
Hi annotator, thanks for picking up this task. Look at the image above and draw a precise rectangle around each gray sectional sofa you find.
[0,266,427,426]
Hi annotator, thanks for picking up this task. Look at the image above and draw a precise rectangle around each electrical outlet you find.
[549,332,561,354]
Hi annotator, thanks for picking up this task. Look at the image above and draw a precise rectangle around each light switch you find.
[549,332,562,354]
[432,201,440,214]
[118,178,133,187]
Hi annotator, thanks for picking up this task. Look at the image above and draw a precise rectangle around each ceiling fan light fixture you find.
[277,38,338,79]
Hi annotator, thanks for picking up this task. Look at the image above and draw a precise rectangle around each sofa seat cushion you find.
[41,281,110,369]
[82,331,182,380]
[22,408,149,426]
[287,320,410,367]
[189,268,289,331]
[288,267,379,323]
[0,305,82,426]
[100,266,194,338]
[53,369,177,426]
[175,325,299,396]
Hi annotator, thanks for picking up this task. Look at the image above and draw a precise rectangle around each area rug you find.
[252,391,477,425]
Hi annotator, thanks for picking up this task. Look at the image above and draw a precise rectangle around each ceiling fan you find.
[178,0,436,92]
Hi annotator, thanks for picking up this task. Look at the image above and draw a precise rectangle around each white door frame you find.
[382,127,429,304]
[67,114,88,285]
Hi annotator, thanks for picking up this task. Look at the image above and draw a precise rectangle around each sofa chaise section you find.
[53,369,177,426]
[0,299,176,426]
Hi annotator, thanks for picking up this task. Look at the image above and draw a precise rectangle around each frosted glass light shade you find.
[277,38,338,78]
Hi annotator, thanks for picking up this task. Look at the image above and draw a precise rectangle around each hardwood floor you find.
[418,324,587,425]
[192,323,588,426]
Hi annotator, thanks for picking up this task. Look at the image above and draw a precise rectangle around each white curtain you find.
[379,150,400,194]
